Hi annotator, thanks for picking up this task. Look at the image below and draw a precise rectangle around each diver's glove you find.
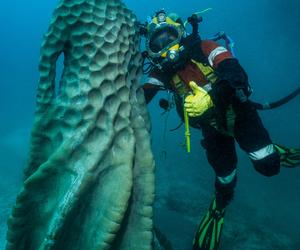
[184,81,213,117]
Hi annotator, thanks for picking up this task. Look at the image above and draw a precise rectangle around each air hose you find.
[250,86,300,110]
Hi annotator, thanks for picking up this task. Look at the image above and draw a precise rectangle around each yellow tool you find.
[184,106,191,153]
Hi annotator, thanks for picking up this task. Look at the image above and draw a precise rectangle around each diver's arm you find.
[201,40,250,104]
[213,58,250,106]
[215,58,249,94]
[142,73,166,104]
[200,40,250,128]
[142,83,161,104]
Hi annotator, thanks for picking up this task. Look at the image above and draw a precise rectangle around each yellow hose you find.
[184,8,213,27]
[184,107,191,153]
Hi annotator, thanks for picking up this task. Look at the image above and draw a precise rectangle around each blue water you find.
[0,1,300,249]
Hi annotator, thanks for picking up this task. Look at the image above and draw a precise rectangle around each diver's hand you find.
[184,81,213,117]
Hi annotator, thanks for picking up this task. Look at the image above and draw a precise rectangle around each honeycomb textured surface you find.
[6,0,155,249]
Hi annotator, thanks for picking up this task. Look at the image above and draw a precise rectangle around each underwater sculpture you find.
[6,0,155,249]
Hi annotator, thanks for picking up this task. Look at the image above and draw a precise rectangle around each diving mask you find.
[146,11,185,59]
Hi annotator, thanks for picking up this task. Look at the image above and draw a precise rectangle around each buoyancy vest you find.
[169,58,236,136]
[147,39,237,135]
[170,59,218,97]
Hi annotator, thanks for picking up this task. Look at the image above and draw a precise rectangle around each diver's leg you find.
[193,125,237,250]
[274,144,300,168]
[233,101,281,176]
[201,124,237,208]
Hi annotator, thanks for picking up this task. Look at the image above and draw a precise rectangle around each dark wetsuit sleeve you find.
[215,58,249,91]
[201,40,249,101]
[142,71,165,104]
[201,41,251,130]
[211,59,249,107]
[142,83,161,104]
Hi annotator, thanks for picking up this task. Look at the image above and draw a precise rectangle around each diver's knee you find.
[248,144,280,176]
[215,169,237,208]
[251,153,280,176]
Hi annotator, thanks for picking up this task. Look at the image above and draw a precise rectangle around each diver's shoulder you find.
[201,40,221,51]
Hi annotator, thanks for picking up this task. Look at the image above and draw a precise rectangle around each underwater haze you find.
[0,0,300,249]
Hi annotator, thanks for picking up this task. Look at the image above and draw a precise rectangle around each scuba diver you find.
[139,9,300,250]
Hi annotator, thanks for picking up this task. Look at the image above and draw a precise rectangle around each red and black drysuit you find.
[143,40,280,208]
